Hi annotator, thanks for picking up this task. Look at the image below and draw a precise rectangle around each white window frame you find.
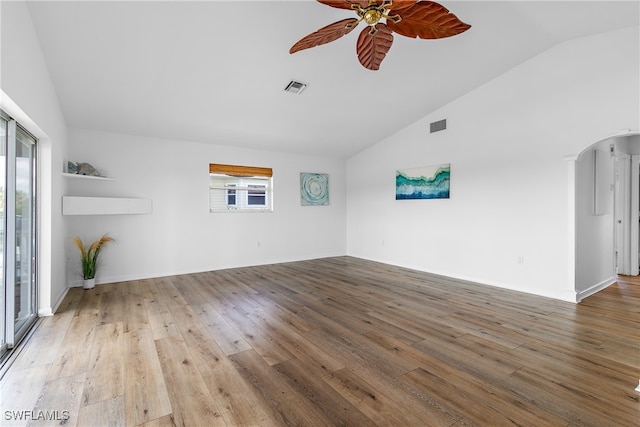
[225,183,237,207]
[210,174,273,213]
[247,183,267,207]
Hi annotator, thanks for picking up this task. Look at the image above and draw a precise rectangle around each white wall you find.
[65,129,346,285]
[346,26,640,302]
[575,143,615,299]
[615,135,640,155]
[1,1,69,315]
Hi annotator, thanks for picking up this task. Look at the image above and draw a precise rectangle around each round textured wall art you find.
[300,173,329,206]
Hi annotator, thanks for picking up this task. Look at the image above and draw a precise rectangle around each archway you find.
[570,131,639,301]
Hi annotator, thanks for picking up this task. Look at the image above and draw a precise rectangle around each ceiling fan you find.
[290,0,471,71]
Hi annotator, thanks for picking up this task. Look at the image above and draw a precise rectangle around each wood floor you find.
[1,257,638,426]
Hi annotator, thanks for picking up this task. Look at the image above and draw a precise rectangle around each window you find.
[226,184,237,206]
[210,164,273,212]
[247,184,266,206]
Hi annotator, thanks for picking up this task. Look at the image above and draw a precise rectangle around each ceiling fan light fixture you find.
[284,80,308,95]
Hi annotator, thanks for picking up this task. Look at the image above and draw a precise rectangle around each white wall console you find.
[62,196,153,215]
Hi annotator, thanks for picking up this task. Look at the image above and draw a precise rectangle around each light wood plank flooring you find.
[1,257,638,426]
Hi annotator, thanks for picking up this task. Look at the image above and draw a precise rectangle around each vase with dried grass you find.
[70,233,115,289]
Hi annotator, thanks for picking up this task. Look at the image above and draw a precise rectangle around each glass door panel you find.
[0,114,37,360]
[13,126,36,336]
[0,118,6,355]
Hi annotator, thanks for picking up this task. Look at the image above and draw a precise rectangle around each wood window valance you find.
[209,163,273,178]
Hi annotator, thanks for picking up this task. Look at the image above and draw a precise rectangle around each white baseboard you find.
[575,277,617,302]
[351,254,581,303]
[67,253,348,288]
[37,308,53,317]
[38,285,70,317]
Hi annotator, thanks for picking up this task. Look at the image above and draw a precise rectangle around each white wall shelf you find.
[62,172,115,181]
[62,196,153,215]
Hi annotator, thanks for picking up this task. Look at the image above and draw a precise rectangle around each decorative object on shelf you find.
[66,160,106,177]
[396,163,450,200]
[290,0,471,70]
[67,161,78,174]
[77,162,98,176]
[70,233,115,289]
[300,172,329,206]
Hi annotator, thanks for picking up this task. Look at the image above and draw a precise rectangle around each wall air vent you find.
[430,119,447,133]
[284,80,308,95]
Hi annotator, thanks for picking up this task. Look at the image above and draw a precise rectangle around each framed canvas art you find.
[300,173,329,206]
[396,164,450,200]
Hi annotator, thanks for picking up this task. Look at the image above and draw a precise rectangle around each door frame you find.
[613,142,639,276]
[1,112,38,358]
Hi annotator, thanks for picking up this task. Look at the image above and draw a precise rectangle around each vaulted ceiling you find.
[25,1,640,158]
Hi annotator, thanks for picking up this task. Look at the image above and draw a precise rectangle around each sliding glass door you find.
[1,111,37,359]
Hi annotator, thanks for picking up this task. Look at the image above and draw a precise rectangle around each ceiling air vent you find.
[430,119,447,133]
[284,80,308,95]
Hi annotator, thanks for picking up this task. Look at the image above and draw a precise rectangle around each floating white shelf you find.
[62,173,115,181]
[62,196,153,215]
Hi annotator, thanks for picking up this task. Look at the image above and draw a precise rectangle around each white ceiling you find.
[25,1,640,158]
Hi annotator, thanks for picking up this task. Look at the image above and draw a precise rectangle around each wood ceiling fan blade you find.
[356,24,394,70]
[290,18,359,54]
[386,0,419,11]
[387,1,471,39]
[317,0,370,10]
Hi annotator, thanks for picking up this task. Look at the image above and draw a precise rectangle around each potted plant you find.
[70,233,115,289]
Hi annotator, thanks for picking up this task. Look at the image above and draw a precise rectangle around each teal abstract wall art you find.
[396,164,450,200]
[300,173,329,205]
